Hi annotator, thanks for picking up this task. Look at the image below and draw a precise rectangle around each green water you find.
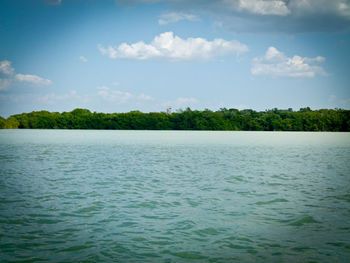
[0,130,349,262]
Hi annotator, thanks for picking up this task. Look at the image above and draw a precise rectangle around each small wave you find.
[194,227,220,237]
[291,246,313,252]
[0,199,24,204]
[172,251,206,260]
[255,198,288,205]
[75,205,101,214]
[329,194,350,203]
[326,242,350,250]
[60,245,89,252]
[289,216,318,226]
[138,201,158,209]
[171,220,196,231]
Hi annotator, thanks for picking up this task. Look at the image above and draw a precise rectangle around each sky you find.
[0,0,350,117]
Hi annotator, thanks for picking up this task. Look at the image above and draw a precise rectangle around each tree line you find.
[0,107,349,131]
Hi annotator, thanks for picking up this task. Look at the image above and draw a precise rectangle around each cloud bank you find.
[116,0,350,32]
[98,32,248,61]
[231,0,290,16]
[252,46,326,78]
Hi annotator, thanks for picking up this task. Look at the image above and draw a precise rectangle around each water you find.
[0,130,349,262]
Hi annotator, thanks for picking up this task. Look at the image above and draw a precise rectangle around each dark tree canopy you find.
[1,108,349,131]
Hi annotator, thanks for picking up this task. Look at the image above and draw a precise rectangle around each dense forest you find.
[0,107,349,131]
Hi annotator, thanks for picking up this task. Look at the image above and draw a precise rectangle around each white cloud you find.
[116,0,350,32]
[228,0,290,16]
[79,56,88,62]
[98,31,248,61]
[0,60,52,90]
[0,60,14,75]
[159,12,200,24]
[15,74,52,85]
[119,0,350,18]
[251,46,326,78]
[97,86,153,103]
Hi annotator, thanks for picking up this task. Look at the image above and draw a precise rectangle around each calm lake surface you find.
[0,130,350,262]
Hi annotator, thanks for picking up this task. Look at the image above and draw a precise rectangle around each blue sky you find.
[0,0,350,117]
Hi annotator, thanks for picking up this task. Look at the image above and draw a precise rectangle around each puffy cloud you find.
[0,60,14,75]
[159,12,200,24]
[97,86,153,103]
[98,32,248,61]
[15,74,52,85]
[79,56,88,62]
[251,46,326,78]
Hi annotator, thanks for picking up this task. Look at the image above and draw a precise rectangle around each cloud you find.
[97,86,133,103]
[37,90,82,105]
[79,56,88,62]
[0,60,52,90]
[251,46,326,78]
[159,12,200,24]
[288,0,350,18]
[163,97,199,109]
[0,60,14,75]
[175,97,198,105]
[137,93,153,100]
[98,32,248,61]
[0,79,10,91]
[15,74,52,85]
[116,0,350,33]
[228,0,290,16]
[43,0,62,5]
[97,86,153,103]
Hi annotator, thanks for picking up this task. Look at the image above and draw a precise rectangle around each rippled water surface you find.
[1,130,350,262]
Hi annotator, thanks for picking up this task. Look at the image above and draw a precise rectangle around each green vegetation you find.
[0,116,19,129]
[1,107,349,131]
